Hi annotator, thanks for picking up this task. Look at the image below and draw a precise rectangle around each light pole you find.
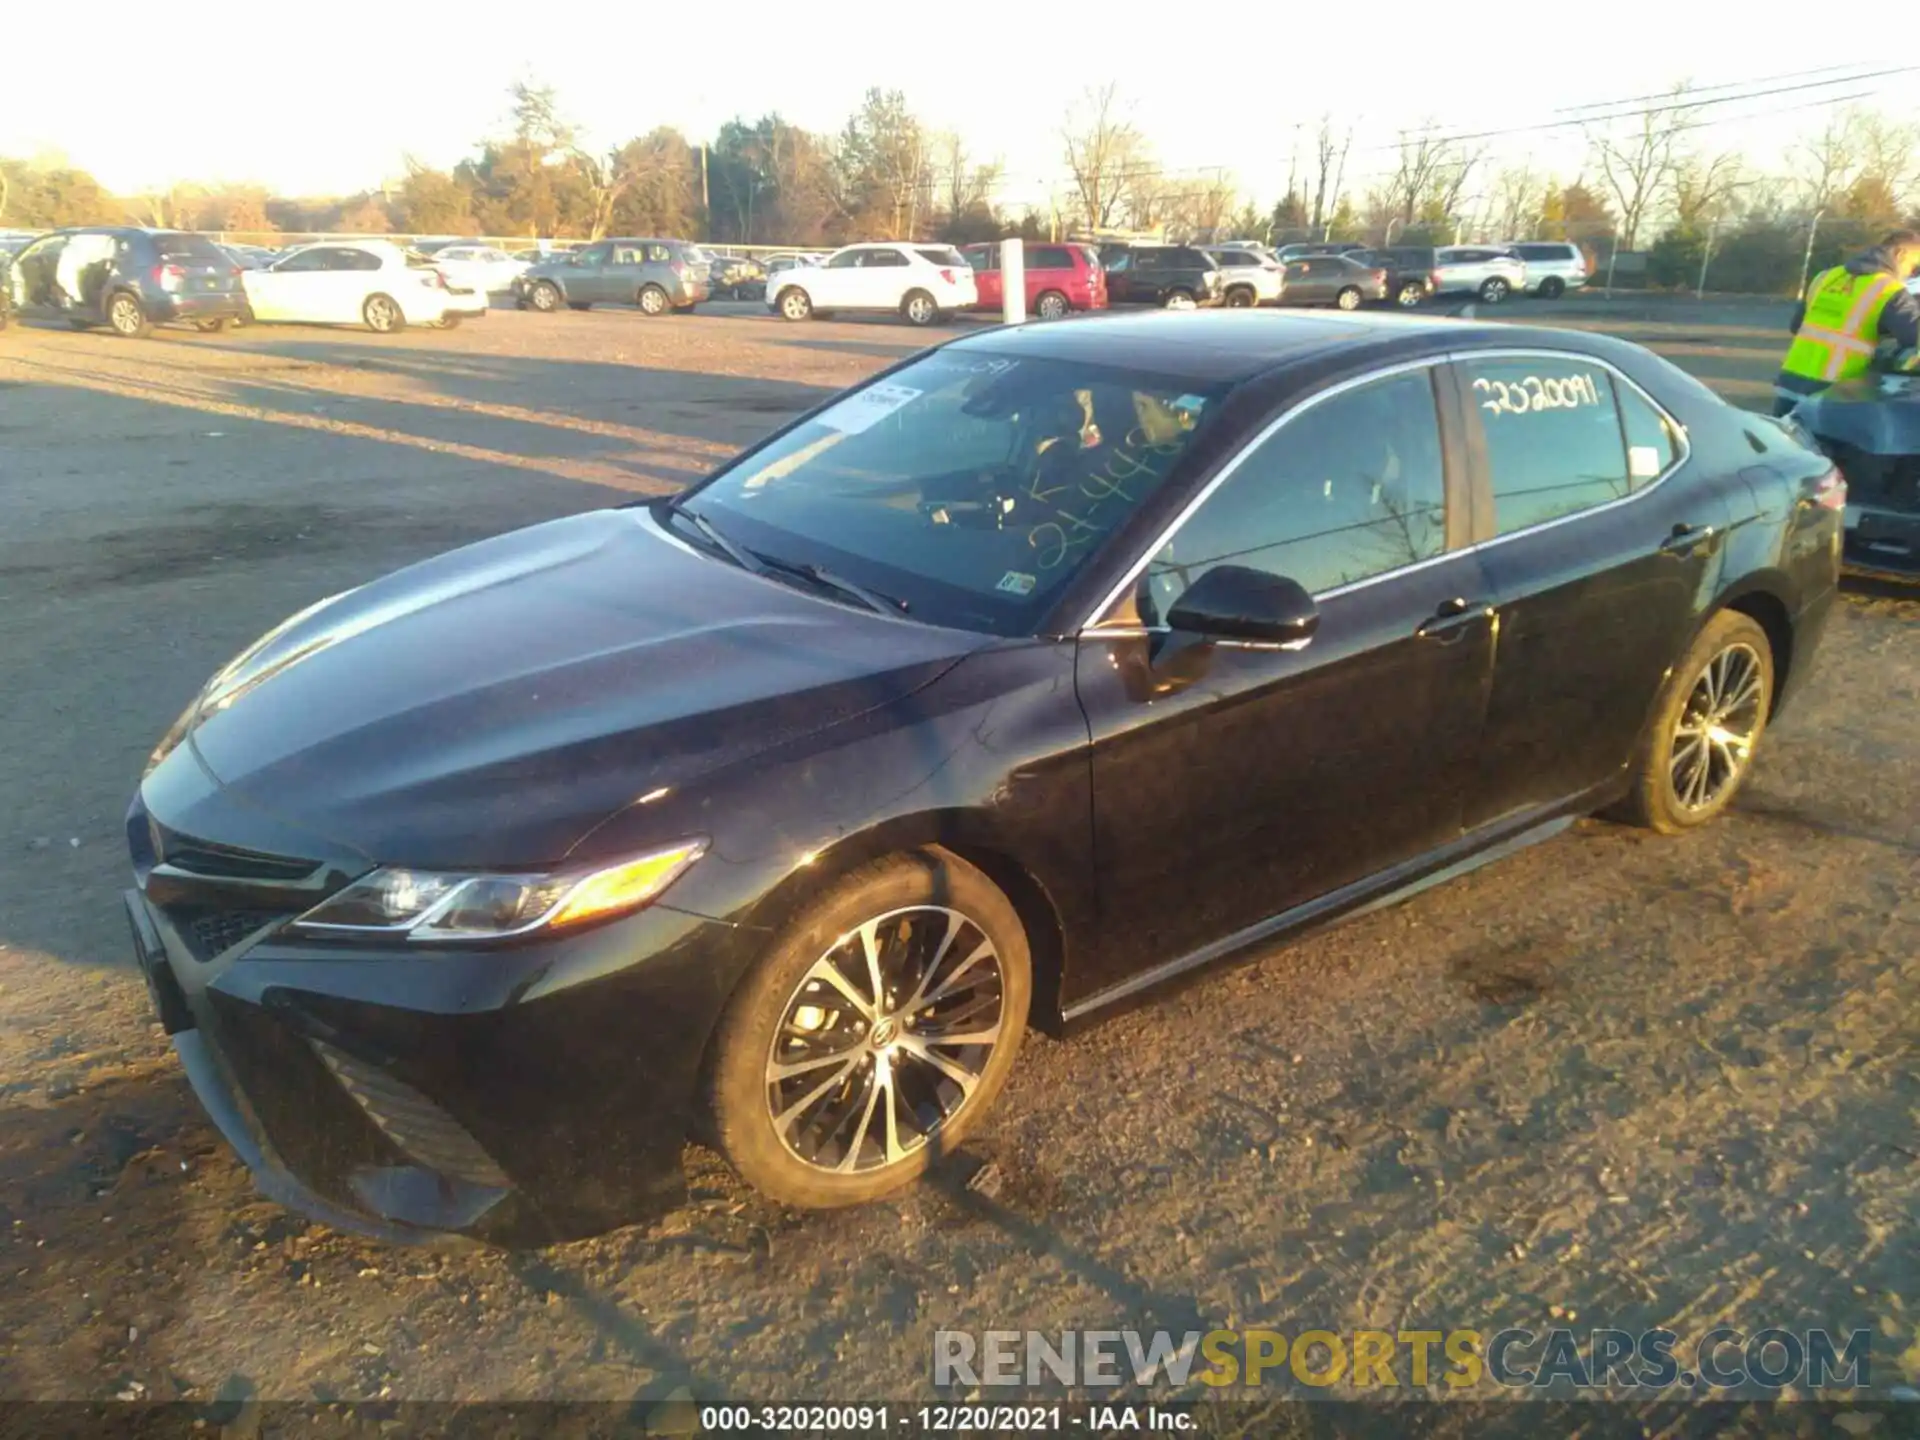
[1696,216,1721,301]
[1798,207,1828,302]
[1384,215,1403,246]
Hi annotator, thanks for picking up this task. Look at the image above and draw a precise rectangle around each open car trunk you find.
[1793,376,1920,580]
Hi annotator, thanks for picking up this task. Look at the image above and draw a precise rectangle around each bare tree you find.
[936,133,999,223]
[1490,165,1545,241]
[1586,83,1700,250]
[1671,151,1744,233]
[1795,110,1865,216]
[1309,116,1352,234]
[1062,84,1146,232]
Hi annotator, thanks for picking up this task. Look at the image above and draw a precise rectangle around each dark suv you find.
[6,228,247,337]
[1351,246,1438,308]
[1101,245,1223,308]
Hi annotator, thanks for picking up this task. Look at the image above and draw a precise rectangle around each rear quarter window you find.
[916,247,968,266]
[154,233,228,261]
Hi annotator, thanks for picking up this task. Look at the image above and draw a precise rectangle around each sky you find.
[0,4,1910,214]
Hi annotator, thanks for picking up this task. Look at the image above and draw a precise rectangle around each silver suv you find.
[1203,246,1285,307]
[1507,241,1588,298]
[1432,246,1528,304]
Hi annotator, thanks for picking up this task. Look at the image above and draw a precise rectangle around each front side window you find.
[273,248,330,273]
[826,249,865,269]
[1462,355,1653,535]
[574,244,610,265]
[681,349,1226,635]
[1139,368,1449,622]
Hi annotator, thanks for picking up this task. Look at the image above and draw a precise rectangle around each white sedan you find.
[765,242,976,326]
[242,241,464,332]
[430,244,529,295]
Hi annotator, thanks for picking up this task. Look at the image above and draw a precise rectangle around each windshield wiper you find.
[667,503,765,576]
[762,556,910,617]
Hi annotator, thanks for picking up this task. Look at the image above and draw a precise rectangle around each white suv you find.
[767,243,977,326]
[1507,242,1589,299]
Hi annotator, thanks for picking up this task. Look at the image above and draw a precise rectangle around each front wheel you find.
[107,291,151,338]
[362,293,405,334]
[1479,277,1511,304]
[527,282,563,312]
[706,850,1031,1209]
[1614,611,1773,834]
[777,286,813,322]
[637,284,669,316]
[435,313,462,330]
[902,289,939,326]
[1334,286,1363,311]
[1163,288,1197,310]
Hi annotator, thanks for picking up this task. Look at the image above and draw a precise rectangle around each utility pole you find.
[699,145,710,233]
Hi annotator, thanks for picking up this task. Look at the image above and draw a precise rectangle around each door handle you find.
[1416,598,1494,643]
[1659,522,1718,557]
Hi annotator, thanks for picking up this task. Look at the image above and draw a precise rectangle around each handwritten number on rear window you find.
[1473,372,1601,417]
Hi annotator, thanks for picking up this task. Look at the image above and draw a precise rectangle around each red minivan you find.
[962,242,1107,319]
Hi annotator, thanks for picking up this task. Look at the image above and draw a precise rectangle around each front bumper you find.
[123,791,741,1245]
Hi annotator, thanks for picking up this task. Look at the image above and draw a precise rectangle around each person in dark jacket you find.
[1774,230,1920,415]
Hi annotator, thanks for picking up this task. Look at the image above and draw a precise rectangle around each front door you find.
[1452,351,1745,827]
[246,246,334,321]
[566,243,613,301]
[1071,362,1495,1002]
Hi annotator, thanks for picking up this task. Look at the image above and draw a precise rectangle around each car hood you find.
[182,508,985,869]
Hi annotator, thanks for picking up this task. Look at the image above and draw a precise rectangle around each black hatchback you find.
[8,227,247,336]
[124,311,1841,1244]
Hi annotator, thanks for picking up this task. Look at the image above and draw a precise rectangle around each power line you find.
[1551,62,1881,115]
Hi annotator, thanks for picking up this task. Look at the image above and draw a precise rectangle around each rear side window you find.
[1141,368,1448,615]
[1515,243,1575,263]
[1030,246,1074,269]
[865,249,909,267]
[334,249,383,272]
[1463,355,1658,535]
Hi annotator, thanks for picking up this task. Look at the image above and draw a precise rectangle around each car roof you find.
[937,310,1631,386]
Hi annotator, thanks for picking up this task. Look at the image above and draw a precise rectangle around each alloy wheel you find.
[640,286,667,315]
[110,295,143,335]
[765,906,1005,1175]
[531,283,559,311]
[365,297,398,333]
[1336,288,1361,311]
[1668,642,1765,812]
[906,294,934,324]
[781,290,810,320]
[1037,293,1067,320]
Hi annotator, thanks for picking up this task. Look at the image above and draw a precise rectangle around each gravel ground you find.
[0,297,1914,1421]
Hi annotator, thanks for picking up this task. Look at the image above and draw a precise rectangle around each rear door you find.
[1451,347,1743,827]
[964,245,1002,308]
[856,247,911,309]
[1026,244,1073,306]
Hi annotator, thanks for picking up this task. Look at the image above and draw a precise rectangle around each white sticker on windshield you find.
[1628,444,1662,479]
[996,571,1037,596]
[815,383,922,435]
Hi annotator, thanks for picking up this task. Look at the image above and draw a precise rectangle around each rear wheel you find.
[1224,285,1255,309]
[193,317,233,333]
[1614,610,1773,834]
[1479,276,1511,304]
[1394,281,1424,308]
[1034,290,1069,321]
[637,284,669,316]
[362,293,404,334]
[107,290,151,338]
[1335,286,1363,311]
[1163,288,1197,310]
[706,850,1031,1208]
[778,286,813,322]
[1538,276,1566,299]
[902,289,938,326]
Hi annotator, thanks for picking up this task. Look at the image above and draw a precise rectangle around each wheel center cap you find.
[869,1018,899,1049]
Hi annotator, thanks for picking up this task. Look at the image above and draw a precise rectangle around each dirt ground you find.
[0,296,1914,1420]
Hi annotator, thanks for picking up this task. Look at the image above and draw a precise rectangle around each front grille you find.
[311,1040,511,1189]
[152,824,320,882]
[183,909,286,961]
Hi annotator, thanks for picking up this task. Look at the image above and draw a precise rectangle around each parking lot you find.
[1,296,1915,1414]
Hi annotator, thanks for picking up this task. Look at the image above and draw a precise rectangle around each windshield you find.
[678,348,1227,635]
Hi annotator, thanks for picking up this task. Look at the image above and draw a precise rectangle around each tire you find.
[68,316,96,331]
[777,286,812,322]
[1224,285,1255,309]
[527,282,563,312]
[1034,290,1069,321]
[902,289,938,326]
[567,301,592,311]
[673,304,697,314]
[1479,277,1511,304]
[193,317,233,333]
[107,290,151,338]
[1162,288,1197,310]
[1538,276,1566,300]
[637,283,669,316]
[436,313,462,330]
[1394,281,1424,308]
[362,293,404,334]
[1613,611,1773,835]
[706,849,1032,1209]
[1335,286,1363,311]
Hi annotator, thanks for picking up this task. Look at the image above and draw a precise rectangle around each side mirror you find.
[1167,565,1320,647]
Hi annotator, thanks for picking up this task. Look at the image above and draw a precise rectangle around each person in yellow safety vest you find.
[1773,228,1920,416]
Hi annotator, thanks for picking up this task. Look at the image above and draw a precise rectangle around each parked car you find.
[243,240,466,332]
[119,309,1840,1242]
[1507,241,1589,298]
[515,238,710,315]
[1202,246,1285,307]
[709,253,767,299]
[961,241,1106,319]
[766,242,976,326]
[1350,246,1438,308]
[0,257,12,332]
[221,244,281,272]
[6,228,248,337]
[1432,246,1528,303]
[429,244,529,295]
[1789,379,1920,583]
[1102,245,1225,309]
[1275,241,1369,261]
[1277,253,1388,310]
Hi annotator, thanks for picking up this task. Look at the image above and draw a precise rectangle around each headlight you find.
[287,839,707,942]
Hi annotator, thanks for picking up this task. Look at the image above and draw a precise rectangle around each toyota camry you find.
[123,311,1842,1244]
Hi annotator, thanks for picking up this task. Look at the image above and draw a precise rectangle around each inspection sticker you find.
[996,571,1038,596]
[816,383,922,435]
